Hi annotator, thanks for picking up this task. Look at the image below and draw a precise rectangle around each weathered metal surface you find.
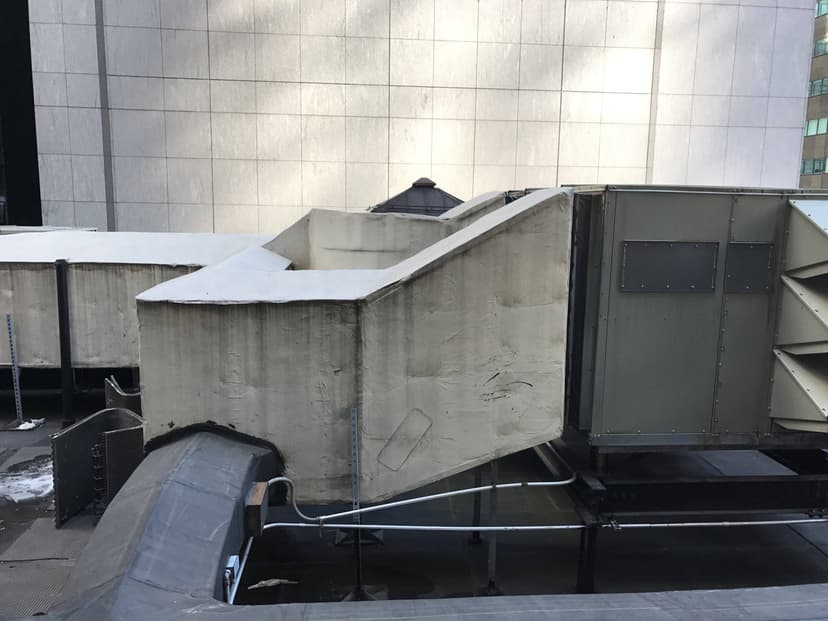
[787,200,828,278]
[104,376,142,415]
[770,198,828,433]
[715,197,785,435]
[103,426,144,503]
[776,276,828,354]
[580,189,787,446]
[771,350,828,433]
[52,408,143,526]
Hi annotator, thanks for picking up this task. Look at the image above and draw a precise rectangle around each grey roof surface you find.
[31,430,828,621]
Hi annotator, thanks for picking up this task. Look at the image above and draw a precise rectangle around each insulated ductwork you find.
[0,232,269,368]
[137,189,572,504]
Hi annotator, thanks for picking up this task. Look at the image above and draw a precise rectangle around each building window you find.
[818,0,828,16]
[802,158,827,175]
[805,118,828,136]
[815,38,828,57]
[811,77,828,96]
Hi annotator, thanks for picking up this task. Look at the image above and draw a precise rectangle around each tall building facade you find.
[801,0,828,188]
[29,0,813,233]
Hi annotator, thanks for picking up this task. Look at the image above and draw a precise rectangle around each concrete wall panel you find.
[28,0,811,231]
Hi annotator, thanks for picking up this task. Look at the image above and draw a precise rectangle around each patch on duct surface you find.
[620,240,719,292]
[377,408,432,471]
[724,242,774,293]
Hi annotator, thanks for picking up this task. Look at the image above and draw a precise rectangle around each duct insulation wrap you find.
[0,232,271,367]
[137,189,571,504]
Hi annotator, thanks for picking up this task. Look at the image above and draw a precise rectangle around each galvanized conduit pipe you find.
[608,517,828,529]
[261,516,828,534]
[260,469,828,534]
[265,473,578,526]
[264,522,586,533]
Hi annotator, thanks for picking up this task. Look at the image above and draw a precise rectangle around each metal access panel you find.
[724,242,775,293]
[620,241,718,292]
[576,187,788,449]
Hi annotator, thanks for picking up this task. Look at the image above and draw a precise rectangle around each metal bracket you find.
[5,313,23,425]
[223,554,240,602]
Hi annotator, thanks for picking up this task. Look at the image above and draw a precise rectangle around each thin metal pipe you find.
[266,473,577,526]
[611,518,828,529]
[261,516,828,534]
[263,521,586,533]
[228,536,253,605]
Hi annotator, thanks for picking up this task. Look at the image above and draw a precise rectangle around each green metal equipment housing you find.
[566,186,828,452]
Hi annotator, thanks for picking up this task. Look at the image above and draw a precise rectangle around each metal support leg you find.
[469,466,482,545]
[55,259,74,428]
[484,460,501,595]
[576,522,598,594]
[346,405,368,601]
[6,314,23,425]
[352,520,365,600]
[590,448,607,475]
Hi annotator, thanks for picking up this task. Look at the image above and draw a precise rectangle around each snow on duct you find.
[138,189,571,504]
[0,232,270,367]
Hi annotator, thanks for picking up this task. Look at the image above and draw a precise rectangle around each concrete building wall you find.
[30,0,813,233]
[802,10,828,188]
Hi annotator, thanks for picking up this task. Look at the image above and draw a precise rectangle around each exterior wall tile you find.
[162,29,209,79]
[63,0,96,25]
[160,0,207,29]
[30,0,813,231]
